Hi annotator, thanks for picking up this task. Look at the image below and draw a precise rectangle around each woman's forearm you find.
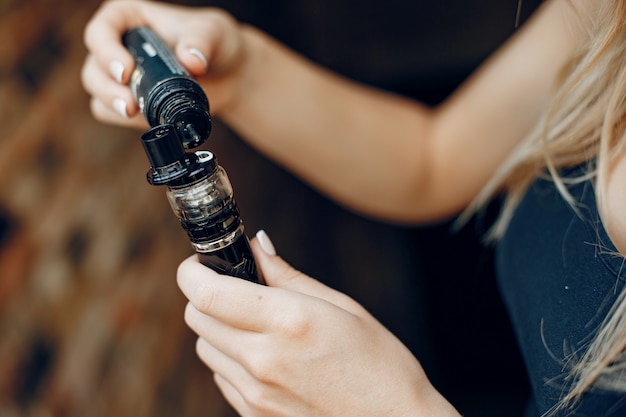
[219,26,438,222]
[217,0,587,224]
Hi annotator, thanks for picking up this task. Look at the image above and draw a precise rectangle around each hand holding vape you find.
[123,27,262,284]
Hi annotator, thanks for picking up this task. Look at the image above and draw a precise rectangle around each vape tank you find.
[124,27,262,283]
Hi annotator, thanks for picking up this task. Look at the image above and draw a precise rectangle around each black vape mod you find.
[124,27,262,283]
[122,26,212,149]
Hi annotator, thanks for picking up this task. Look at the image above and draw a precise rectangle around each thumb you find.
[175,39,209,77]
[251,230,369,317]
[173,10,244,78]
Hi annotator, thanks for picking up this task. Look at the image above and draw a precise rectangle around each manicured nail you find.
[256,230,276,256]
[112,98,128,118]
[188,48,208,69]
[109,60,125,83]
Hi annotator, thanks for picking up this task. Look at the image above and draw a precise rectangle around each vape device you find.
[124,27,262,284]
[122,26,212,149]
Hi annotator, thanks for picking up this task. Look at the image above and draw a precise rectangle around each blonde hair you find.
[465,0,626,413]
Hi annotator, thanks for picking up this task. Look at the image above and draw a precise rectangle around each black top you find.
[497,167,626,416]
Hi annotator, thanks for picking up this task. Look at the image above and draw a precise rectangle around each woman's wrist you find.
[208,23,265,120]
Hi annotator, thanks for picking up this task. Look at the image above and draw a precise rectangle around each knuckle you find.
[276,260,302,282]
[89,99,108,122]
[194,284,216,314]
[194,337,204,355]
[205,7,233,23]
[82,21,94,48]
[277,304,314,340]
[245,350,282,384]
[83,2,113,45]
[242,383,275,412]
[194,337,210,364]
[183,302,197,327]
[247,353,273,381]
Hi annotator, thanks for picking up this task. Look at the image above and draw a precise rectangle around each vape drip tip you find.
[141,124,186,183]
[141,124,206,186]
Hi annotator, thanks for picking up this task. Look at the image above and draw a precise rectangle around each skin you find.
[178,239,459,417]
[81,0,622,415]
[82,0,591,222]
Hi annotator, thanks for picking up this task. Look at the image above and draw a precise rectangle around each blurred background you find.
[0,0,539,416]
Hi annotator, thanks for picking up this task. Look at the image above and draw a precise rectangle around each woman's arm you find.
[219,0,588,222]
[82,0,589,222]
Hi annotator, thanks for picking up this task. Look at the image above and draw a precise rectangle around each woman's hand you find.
[81,0,247,129]
[177,231,460,417]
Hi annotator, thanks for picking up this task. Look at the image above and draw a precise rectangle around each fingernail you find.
[112,98,128,119]
[109,60,125,83]
[188,48,208,69]
[256,230,276,256]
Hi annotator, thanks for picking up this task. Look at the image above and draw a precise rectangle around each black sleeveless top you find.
[496,167,626,416]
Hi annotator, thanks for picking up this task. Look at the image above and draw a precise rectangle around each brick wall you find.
[0,1,236,415]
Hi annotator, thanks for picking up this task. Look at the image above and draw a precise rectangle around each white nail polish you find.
[112,98,128,119]
[188,48,208,69]
[256,230,276,256]
[109,60,124,83]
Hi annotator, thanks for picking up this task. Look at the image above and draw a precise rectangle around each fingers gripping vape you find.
[124,27,262,283]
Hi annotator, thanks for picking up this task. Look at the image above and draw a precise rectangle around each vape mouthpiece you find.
[141,124,192,185]
[141,124,185,167]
